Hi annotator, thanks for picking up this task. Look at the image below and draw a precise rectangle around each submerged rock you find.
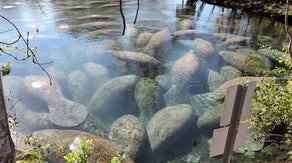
[33,129,134,163]
[135,77,163,124]
[220,66,242,81]
[88,75,139,124]
[219,50,272,76]
[242,50,272,76]
[219,50,247,70]
[109,115,150,162]
[213,76,262,98]
[23,76,88,127]
[23,109,53,132]
[147,104,196,162]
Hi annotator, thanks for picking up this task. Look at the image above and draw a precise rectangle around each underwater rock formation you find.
[23,76,88,127]
[220,65,242,81]
[147,104,196,163]
[109,115,150,162]
[220,49,272,76]
[33,129,134,163]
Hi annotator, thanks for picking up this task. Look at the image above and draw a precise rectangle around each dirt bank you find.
[199,0,292,24]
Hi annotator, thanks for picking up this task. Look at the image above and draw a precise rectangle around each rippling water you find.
[0,0,290,162]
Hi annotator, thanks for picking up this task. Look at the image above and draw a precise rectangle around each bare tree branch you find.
[134,0,140,24]
[119,0,126,35]
[0,15,52,85]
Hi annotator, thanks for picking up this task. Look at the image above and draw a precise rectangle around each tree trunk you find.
[0,75,15,162]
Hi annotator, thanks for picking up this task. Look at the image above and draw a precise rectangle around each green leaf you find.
[1,62,11,76]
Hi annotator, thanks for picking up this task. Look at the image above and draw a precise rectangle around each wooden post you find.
[221,84,248,163]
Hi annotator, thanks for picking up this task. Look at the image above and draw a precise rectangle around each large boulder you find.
[135,77,163,124]
[219,50,246,70]
[109,115,151,162]
[220,66,242,81]
[33,129,134,163]
[88,75,139,124]
[219,50,272,76]
[147,104,196,162]
[242,50,272,76]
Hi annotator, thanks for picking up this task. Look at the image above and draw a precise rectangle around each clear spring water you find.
[0,0,290,162]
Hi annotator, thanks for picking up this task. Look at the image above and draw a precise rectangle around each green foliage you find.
[111,151,126,163]
[250,46,292,159]
[23,135,52,163]
[1,62,11,76]
[64,137,92,163]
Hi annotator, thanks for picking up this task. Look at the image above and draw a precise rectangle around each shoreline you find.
[199,0,292,25]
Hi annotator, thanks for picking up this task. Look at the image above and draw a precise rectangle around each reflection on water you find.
[0,0,290,162]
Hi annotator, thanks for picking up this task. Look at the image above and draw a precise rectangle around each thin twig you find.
[33,0,47,16]
[0,15,52,85]
[119,0,126,35]
[134,0,140,24]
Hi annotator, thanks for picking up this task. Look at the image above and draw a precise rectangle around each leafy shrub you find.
[249,46,292,159]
